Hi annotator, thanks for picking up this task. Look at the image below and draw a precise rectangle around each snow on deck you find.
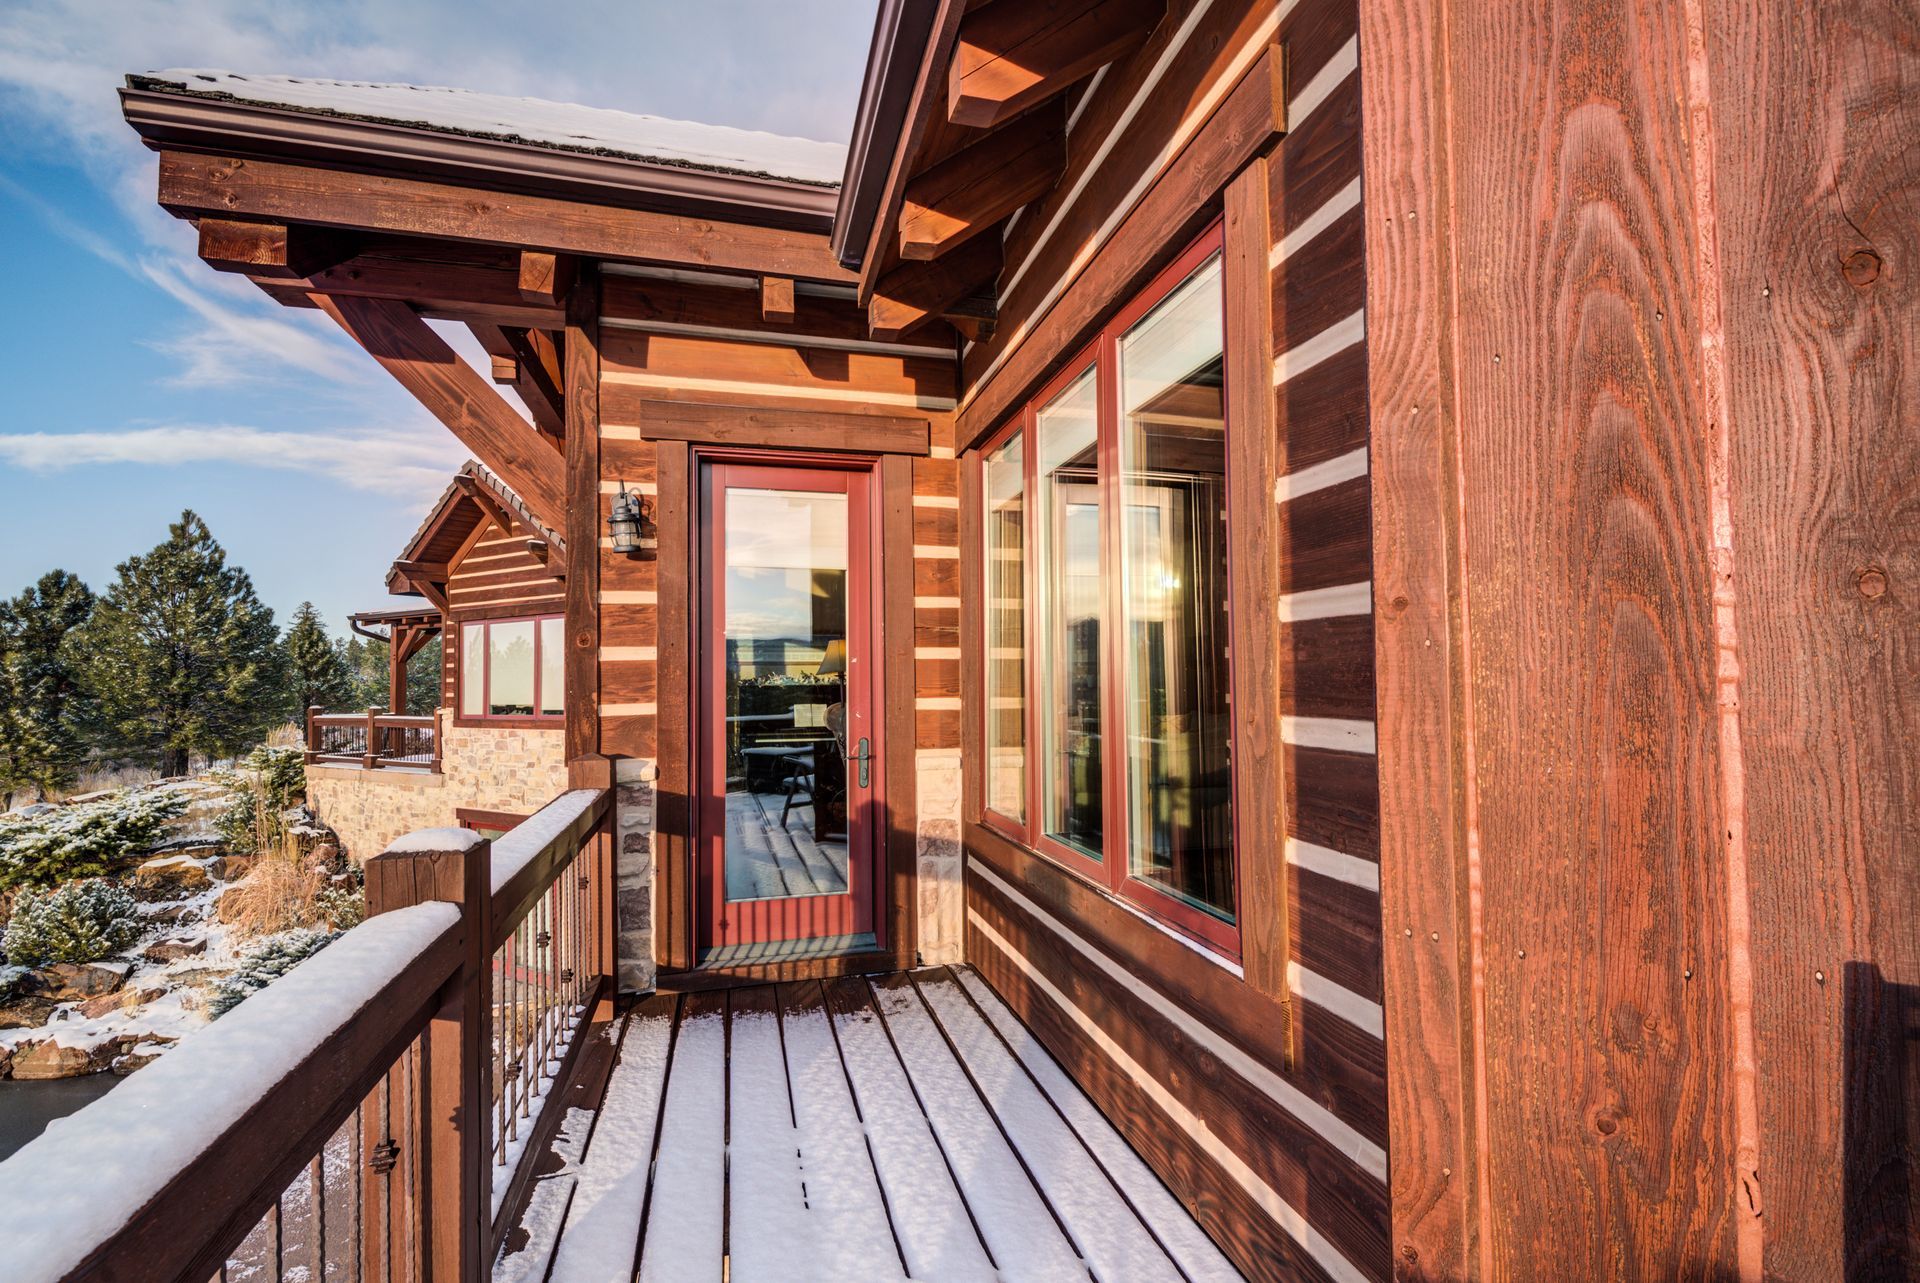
[494,967,1247,1283]
[134,70,846,185]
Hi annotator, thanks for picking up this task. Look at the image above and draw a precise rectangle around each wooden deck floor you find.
[494,966,1246,1283]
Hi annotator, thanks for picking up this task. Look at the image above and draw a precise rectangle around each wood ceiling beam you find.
[312,293,566,532]
[198,218,354,279]
[159,150,855,283]
[468,322,564,440]
[256,256,562,329]
[944,293,998,342]
[451,472,521,539]
[869,231,1001,341]
[518,251,577,305]
[503,328,567,445]
[899,104,1065,261]
[947,0,1164,129]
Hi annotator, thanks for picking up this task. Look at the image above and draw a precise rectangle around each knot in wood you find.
[1858,566,1889,598]
[1843,249,1882,287]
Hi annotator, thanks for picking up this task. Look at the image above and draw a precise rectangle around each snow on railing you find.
[0,903,462,1283]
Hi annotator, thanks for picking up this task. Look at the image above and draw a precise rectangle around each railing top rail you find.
[374,714,436,727]
[0,903,464,1283]
[489,787,609,945]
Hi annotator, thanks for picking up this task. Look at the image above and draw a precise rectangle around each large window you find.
[460,616,565,721]
[975,224,1236,952]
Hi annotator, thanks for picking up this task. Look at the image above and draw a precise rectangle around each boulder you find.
[8,802,55,818]
[76,985,167,1020]
[0,996,58,1029]
[142,936,207,964]
[10,1036,126,1080]
[0,1044,10,1078]
[134,854,213,900]
[145,833,225,858]
[19,961,129,1002]
[62,789,118,805]
[306,842,342,873]
[145,902,205,926]
[208,853,258,881]
[111,1039,174,1076]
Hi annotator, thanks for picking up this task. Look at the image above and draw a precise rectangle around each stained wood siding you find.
[444,511,566,712]
[1362,0,1919,1277]
[958,2,1387,1281]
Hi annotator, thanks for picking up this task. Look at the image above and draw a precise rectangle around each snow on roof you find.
[132,70,846,187]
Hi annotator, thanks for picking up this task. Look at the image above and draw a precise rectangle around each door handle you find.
[849,736,872,788]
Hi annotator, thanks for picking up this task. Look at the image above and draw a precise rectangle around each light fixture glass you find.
[607,482,643,554]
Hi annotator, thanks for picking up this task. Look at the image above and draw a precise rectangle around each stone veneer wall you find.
[305,720,569,862]
[916,749,964,965]
[613,756,657,994]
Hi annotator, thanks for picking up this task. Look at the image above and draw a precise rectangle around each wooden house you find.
[5,2,1903,1280]
[302,462,572,858]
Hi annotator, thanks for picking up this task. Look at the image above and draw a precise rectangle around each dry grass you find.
[263,722,304,751]
[218,837,330,938]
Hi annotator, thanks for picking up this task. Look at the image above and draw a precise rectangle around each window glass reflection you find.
[1035,368,1103,858]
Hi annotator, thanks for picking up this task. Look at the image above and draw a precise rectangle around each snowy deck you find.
[494,966,1246,1283]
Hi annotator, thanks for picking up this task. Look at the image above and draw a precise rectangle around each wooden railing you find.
[0,785,615,1283]
[306,705,443,773]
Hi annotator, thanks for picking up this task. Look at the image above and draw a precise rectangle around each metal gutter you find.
[830,0,940,269]
[121,86,838,234]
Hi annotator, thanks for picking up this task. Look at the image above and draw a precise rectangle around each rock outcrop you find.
[133,854,213,900]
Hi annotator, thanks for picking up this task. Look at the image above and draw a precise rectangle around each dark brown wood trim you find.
[653,439,696,974]
[656,948,902,992]
[455,807,529,832]
[635,398,931,456]
[564,267,604,764]
[958,451,986,822]
[1222,153,1292,1019]
[954,43,1286,452]
[880,453,920,967]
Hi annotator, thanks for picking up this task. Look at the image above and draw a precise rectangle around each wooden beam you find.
[869,231,1001,341]
[900,104,1065,260]
[760,275,796,323]
[503,328,566,443]
[197,217,353,279]
[261,256,561,329]
[944,293,998,342]
[396,573,451,615]
[489,354,519,383]
[390,558,450,581]
[635,399,931,455]
[450,472,519,537]
[313,293,565,531]
[947,0,1163,129]
[160,151,855,283]
[518,251,577,305]
[562,270,603,765]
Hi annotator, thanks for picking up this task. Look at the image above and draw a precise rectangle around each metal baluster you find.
[309,1150,326,1281]
[494,932,506,1168]
[271,1195,284,1283]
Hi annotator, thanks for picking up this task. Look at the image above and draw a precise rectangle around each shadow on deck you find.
[494,966,1246,1283]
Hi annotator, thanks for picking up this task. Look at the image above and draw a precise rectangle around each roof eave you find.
[120,85,838,235]
[830,0,941,270]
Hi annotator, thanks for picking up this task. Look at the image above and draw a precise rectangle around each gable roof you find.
[130,70,847,186]
[386,460,564,596]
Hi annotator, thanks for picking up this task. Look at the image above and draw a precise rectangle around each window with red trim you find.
[458,615,564,722]
[974,223,1238,955]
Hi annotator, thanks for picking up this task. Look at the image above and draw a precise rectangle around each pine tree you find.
[0,570,98,799]
[77,512,283,776]
[341,636,387,709]
[281,602,354,717]
[405,636,444,715]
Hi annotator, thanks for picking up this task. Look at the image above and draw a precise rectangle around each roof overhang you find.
[121,84,838,234]
[831,0,942,270]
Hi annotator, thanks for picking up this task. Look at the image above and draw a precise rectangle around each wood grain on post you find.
[364,832,492,1283]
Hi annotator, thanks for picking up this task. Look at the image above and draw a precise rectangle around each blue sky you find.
[0,0,877,633]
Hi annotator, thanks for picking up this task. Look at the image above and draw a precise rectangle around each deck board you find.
[495,967,1247,1283]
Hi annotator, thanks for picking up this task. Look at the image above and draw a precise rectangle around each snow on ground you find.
[635,1006,725,1283]
[540,1015,672,1282]
[724,1007,822,1283]
[135,71,846,184]
[824,995,998,1283]
[0,903,458,1283]
[866,979,1089,1281]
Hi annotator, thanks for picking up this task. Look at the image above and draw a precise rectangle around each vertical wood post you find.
[432,707,445,775]
[305,705,321,764]
[363,706,386,770]
[391,630,411,719]
[562,266,602,767]
[363,831,492,1283]
[569,753,618,1009]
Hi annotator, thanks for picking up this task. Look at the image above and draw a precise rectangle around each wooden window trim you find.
[453,612,566,728]
[969,221,1242,960]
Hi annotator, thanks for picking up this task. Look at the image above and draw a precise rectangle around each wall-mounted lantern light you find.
[607,481,645,555]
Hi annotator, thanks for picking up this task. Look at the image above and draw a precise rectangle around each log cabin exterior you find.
[302,462,574,859]
[2,3,1905,1281]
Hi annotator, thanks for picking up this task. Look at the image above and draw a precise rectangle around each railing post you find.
[305,705,321,765]
[569,755,618,1013]
[363,831,492,1283]
[364,705,386,770]
[432,707,445,775]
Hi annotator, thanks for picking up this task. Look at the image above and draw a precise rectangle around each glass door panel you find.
[699,463,877,952]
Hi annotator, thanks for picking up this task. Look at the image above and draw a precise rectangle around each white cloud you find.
[0,423,470,497]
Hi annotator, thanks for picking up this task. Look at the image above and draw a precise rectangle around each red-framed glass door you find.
[696,458,881,952]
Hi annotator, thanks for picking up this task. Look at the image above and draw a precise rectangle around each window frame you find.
[455,612,566,726]
[970,220,1240,957]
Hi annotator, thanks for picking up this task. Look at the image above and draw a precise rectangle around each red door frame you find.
[694,453,884,952]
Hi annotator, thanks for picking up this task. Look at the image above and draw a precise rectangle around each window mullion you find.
[1098,333,1127,897]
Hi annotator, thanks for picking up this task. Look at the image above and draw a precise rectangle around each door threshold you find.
[697,933,879,969]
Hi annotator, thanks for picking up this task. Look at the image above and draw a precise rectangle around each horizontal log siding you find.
[957,2,1385,1281]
